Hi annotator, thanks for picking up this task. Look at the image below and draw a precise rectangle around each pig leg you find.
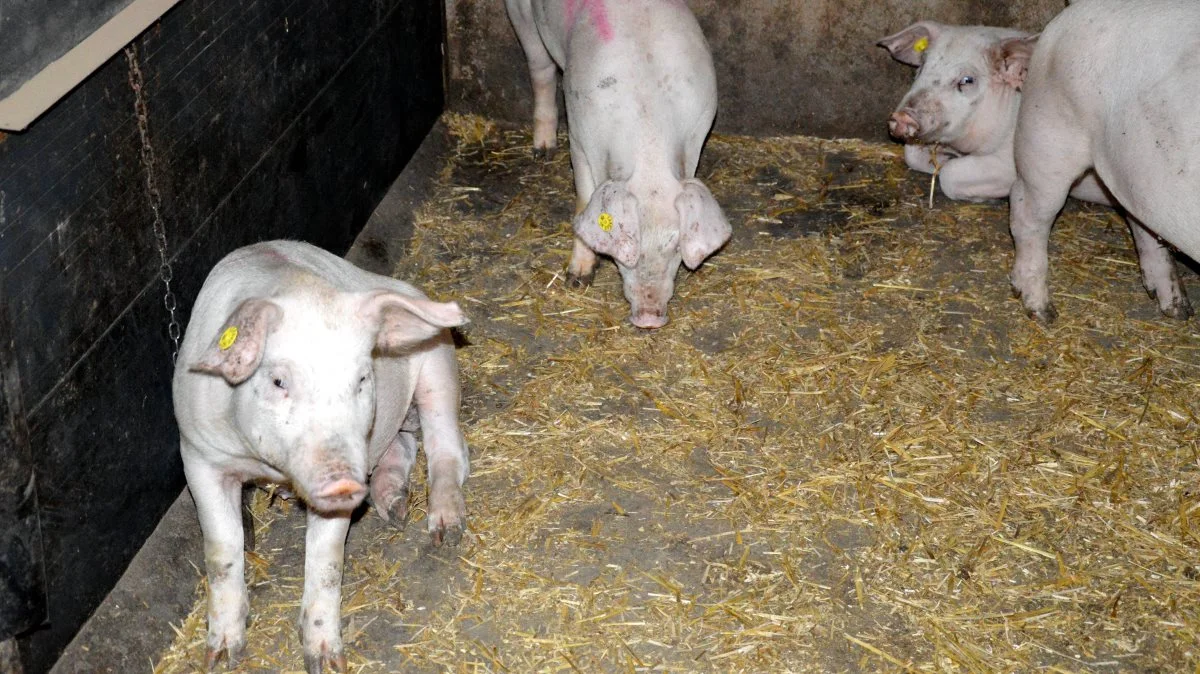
[903,145,1014,201]
[902,143,958,175]
[938,155,1017,202]
[1127,216,1193,319]
[505,0,558,157]
[1010,121,1093,322]
[184,452,249,669]
[566,144,598,287]
[368,429,418,528]
[415,342,470,547]
[300,510,351,674]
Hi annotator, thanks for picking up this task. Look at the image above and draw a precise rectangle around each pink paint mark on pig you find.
[565,0,613,42]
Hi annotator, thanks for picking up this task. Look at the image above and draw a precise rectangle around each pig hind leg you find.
[369,429,419,528]
[1010,119,1093,322]
[506,0,559,157]
[1127,216,1193,319]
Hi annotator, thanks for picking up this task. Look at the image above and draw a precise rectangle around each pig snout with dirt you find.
[1009,0,1199,322]
[879,18,1193,321]
[172,240,470,673]
[505,0,732,329]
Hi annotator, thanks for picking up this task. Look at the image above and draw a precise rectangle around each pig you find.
[504,0,732,328]
[1009,0,1200,322]
[879,19,1193,321]
[172,240,470,673]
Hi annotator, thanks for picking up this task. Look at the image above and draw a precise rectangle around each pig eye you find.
[272,377,288,391]
[956,75,976,91]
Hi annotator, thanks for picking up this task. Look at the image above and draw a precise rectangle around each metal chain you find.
[124,43,182,364]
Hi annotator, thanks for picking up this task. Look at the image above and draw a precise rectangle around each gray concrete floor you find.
[46,121,448,674]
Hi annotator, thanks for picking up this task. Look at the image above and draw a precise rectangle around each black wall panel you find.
[0,0,444,670]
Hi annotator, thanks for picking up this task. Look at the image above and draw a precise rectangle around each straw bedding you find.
[155,113,1200,673]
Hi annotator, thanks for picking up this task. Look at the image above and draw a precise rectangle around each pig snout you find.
[888,110,921,140]
[307,474,367,512]
[630,308,669,330]
[625,279,674,329]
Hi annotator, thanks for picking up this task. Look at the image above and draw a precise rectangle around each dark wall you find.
[0,0,132,99]
[445,0,1065,140]
[0,0,445,671]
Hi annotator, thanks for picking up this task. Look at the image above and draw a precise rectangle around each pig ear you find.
[191,299,282,385]
[675,179,732,270]
[992,34,1038,90]
[573,181,640,268]
[877,21,942,67]
[361,290,468,353]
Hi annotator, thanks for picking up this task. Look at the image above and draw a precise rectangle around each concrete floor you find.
[45,122,449,674]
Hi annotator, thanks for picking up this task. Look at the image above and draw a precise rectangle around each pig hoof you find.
[1161,297,1194,320]
[303,645,347,674]
[1025,304,1058,324]
[430,519,464,548]
[566,271,594,289]
[373,488,410,530]
[204,638,245,672]
[532,145,556,161]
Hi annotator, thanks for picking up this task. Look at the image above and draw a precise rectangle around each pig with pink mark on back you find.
[879,13,1194,322]
[505,0,732,329]
[172,240,469,673]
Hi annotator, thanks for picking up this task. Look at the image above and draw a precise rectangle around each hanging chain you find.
[125,43,182,364]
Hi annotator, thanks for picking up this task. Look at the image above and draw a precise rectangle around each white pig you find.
[172,240,469,673]
[879,19,1193,321]
[505,0,732,328]
[1010,0,1200,322]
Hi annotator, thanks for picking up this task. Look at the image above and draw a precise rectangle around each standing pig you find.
[879,19,1193,321]
[173,240,469,673]
[1009,0,1200,322]
[505,0,732,328]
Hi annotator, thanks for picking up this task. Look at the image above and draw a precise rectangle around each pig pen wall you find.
[0,1,444,671]
[446,0,1065,140]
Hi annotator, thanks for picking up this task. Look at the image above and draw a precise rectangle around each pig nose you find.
[309,476,367,512]
[630,310,669,330]
[887,110,920,140]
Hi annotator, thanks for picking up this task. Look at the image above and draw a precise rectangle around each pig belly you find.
[1094,86,1200,260]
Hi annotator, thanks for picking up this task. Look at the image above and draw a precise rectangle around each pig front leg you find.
[903,143,958,175]
[415,342,470,547]
[183,451,249,670]
[1010,175,1070,322]
[1128,216,1194,319]
[369,429,418,528]
[904,145,1015,202]
[566,144,598,287]
[300,510,351,674]
[1010,117,1094,322]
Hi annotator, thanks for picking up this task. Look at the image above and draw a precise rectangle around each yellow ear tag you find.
[598,212,614,232]
[913,36,929,53]
[218,326,239,351]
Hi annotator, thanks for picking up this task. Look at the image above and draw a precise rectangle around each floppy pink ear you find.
[991,34,1038,90]
[360,290,468,352]
[191,299,282,385]
[877,21,943,67]
[676,179,731,270]
[573,181,641,268]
